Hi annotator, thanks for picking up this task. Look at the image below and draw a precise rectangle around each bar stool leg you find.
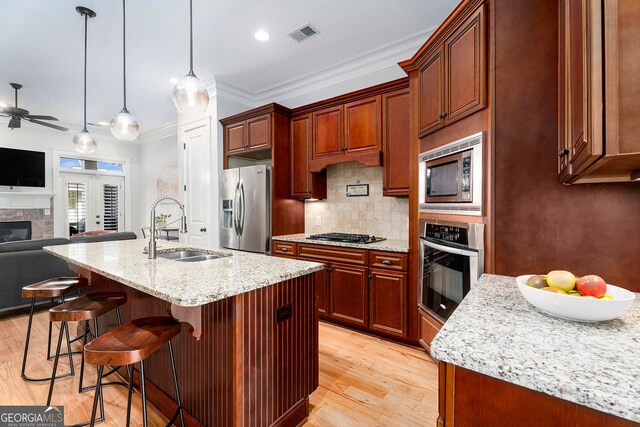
[46,297,54,360]
[168,340,185,427]
[46,320,66,405]
[125,364,134,427]
[89,365,104,427]
[78,320,89,393]
[140,360,148,427]
[20,298,36,381]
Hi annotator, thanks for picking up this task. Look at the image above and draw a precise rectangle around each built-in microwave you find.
[419,132,483,216]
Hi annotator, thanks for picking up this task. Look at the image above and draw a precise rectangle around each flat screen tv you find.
[0,147,46,187]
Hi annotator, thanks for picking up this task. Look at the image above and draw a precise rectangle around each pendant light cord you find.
[83,13,88,132]
[189,0,194,75]
[122,0,127,110]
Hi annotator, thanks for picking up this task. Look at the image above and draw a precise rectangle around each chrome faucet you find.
[148,196,187,259]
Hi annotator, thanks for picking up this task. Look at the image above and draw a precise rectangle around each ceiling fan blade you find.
[25,118,69,132]
[0,112,10,117]
[25,115,59,121]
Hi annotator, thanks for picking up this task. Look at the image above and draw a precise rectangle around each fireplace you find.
[0,221,32,243]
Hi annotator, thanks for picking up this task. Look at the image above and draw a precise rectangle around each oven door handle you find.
[423,239,479,257]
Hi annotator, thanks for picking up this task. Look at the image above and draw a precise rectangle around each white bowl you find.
[515,275,636,322]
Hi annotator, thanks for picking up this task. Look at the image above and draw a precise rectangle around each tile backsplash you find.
[304,163,409,241]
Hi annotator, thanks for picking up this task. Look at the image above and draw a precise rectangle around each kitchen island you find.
[45,239,325,427]
[431,274,639,426]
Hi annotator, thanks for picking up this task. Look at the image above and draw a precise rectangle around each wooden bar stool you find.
[21,277,88,382]
[46,291,128,426]
[84,317,184,427]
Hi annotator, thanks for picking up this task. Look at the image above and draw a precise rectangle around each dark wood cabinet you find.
[419,308,443,354]
[344,95,381,154]
[369,269,406,338]
[419,48,445,135]
[246,114,271,151]
[226,122,246,156]
[415,3,487,138]
[382,89,410,196]
[291,114,326,199]
[316,266,329,318]
[312,106,343,159]
[328,263,369,328]
[558,0,640,183]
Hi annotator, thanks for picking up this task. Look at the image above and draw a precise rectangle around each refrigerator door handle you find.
[239,181,246,236]
[233,182,240,235]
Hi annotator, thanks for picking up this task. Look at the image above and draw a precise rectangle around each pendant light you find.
[110,0,140,141]
[73,6,97,154]
[172,0,209,115]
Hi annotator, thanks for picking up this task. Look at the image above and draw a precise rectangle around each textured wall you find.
[0,199,54,240]
[304,163,409,241]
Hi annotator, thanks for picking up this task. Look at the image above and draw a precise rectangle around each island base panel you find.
[439,362,636,427]
[84,271,319,427]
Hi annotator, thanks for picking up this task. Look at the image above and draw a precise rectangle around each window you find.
[67,183,86,235]
[60,156,124,173]
[102,184,119,231]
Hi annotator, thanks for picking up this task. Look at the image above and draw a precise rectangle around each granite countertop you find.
[430,274,640,423]
[273,233,409,253]
[44,239,324,307]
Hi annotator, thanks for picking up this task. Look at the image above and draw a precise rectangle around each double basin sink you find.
[157,250,226,263]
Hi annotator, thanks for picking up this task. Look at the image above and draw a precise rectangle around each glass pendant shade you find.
[73,130,97,154]
[172,74,209,115]
[110,108,140,141]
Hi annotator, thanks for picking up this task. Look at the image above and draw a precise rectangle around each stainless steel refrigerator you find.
[220,165,272,254]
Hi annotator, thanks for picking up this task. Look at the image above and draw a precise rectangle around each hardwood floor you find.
[0,311,438,426]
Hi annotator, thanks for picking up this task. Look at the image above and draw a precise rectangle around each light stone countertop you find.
[44,239,324,307]
[430,274,640,423]
[273,233,409,253]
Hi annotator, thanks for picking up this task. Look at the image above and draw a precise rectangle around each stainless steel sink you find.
[157,250,223,262]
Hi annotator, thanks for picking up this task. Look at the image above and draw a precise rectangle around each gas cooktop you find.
[307,233,386,244]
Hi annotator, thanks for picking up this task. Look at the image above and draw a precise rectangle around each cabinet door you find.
[369,269,406,339]
[444,3,487,124]
[566,0,603,177]
[344,96,381,154]
[225,122,246,155]
[382,89,410,196]
[419,47,445,136]
[291,114,312,197]
[316,266,329,319]
[312,106,343,159]
[328,263,368,327]
[246,114,271,152]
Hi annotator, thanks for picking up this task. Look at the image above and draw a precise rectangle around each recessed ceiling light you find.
[254,30,270,42]
[98,121,109,126]
[169,78,180,85]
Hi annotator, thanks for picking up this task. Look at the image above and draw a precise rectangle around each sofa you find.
[0,231,137,313]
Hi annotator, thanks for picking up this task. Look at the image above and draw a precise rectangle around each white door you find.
[62,173,125,237]
[182,119,211,246]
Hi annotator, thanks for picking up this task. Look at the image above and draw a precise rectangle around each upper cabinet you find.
[558,0,640,183]
[418,3,487,137]
[312,105,343,159]
[344,96,382,154]
[221,105,289,160]
[382,89,411,196]
[291,113,326,199]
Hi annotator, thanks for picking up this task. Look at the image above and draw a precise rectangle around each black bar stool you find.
[21,277,88,382]
[84,316,184,427]
[46,291,128,427]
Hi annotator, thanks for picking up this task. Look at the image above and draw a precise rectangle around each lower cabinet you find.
[316,266,329,318]
[369,269,407,339]
[328,263,369,327]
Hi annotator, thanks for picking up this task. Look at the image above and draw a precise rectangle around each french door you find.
[62,173,125,237]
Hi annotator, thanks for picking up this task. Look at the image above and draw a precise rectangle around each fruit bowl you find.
[516,275,636,322]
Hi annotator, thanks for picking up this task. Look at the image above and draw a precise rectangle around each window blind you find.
[103,184,119,231]
[67,183,86,234]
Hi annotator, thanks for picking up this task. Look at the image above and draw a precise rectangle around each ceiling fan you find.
[0,83,68,132]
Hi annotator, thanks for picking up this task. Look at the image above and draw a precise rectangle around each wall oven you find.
[418,219,484,322]
[419,132,483,216]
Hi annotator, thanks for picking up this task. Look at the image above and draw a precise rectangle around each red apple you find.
[576,275,607,298]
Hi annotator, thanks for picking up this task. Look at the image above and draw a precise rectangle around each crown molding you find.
[137,121,178,143]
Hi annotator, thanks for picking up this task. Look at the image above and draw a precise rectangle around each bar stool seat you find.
[49,292,128,322]
[22,277,87,298]
[21,277,88,383]
[84,317,184,427]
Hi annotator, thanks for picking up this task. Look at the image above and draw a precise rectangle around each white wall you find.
[0,123,138,237]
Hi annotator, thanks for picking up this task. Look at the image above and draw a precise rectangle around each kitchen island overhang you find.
[45,239,325,427]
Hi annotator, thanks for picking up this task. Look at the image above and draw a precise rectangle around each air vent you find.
[287,24,319,43]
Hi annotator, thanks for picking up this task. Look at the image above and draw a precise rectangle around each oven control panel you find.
[425,223,469,245]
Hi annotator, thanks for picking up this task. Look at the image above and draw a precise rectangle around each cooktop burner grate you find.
[307,233,386,244]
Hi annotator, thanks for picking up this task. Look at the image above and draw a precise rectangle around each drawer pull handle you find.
[280,247,289,252]
[381,259,393,265]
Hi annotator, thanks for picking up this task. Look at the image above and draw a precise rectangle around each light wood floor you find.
[0,311,438,426]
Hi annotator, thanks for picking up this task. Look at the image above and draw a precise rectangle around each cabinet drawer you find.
[419,310,443,352]
[369,251,408,271]
[273,241,298,256]
[298,244,367,265]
